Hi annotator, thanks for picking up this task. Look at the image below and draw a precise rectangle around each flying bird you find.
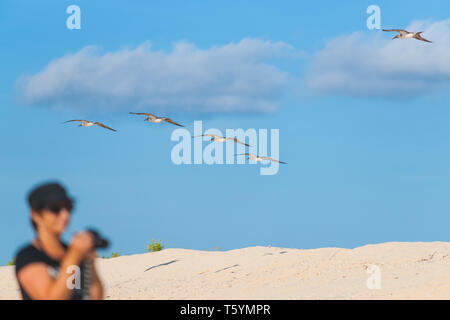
[382,29,432,43]
[236,153,287,164]
[62,120,117,132]
[193,134,250,147]
[129,112,184,127]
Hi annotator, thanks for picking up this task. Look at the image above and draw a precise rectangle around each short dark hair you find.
[30,203,46,232]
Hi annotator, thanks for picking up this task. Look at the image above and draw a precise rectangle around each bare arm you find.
[17,248,85,300]
[17,232,94,300]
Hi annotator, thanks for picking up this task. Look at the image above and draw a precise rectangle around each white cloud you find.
[18,38,294,114]
[306,19,450,98]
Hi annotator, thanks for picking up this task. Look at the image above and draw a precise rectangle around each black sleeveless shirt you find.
[15,243,85,300]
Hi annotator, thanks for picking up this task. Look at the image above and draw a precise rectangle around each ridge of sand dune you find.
[1,241,450,299]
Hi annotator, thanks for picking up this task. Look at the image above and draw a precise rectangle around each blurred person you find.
[14,182,103,300]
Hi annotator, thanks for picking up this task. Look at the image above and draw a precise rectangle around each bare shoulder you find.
[17,262,53,299]
[15,244,54,299]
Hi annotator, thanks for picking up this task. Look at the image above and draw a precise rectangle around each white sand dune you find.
[1,242,450,300]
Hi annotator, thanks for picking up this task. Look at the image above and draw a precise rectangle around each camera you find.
[86,228,109,249]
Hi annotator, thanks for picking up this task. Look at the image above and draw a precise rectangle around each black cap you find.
[27,182,73,210]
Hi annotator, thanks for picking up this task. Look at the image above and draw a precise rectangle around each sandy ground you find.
[1,241,450,299]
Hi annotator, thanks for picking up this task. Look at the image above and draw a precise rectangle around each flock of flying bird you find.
[63,112,287,164]
[62,27,433,166]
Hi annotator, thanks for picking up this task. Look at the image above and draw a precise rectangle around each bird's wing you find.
[192,134,216,139]
[164,118,184,127]
[229,138,250,147]
[63,119,86,124]
[382,29,408,35]
[129,112,156,119]
[235,153,251,156]
[94,122,117,132]
[260,156,287,164]
[414,33,432,43]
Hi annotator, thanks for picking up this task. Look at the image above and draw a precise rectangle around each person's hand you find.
[69,231,94,260]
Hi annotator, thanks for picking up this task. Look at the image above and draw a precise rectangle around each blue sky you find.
[2,0,450,263]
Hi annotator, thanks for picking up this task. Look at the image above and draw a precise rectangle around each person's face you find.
[32,200,73,235]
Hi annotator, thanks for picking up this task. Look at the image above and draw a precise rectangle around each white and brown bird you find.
[236,153,287,164]
[382,29,432,43]
[62,120,117,132]
[193,134,250,147]
[129,112,183,127]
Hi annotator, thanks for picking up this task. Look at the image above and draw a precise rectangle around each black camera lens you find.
[87,229,109,249]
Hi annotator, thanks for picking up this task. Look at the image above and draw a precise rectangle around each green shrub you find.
[147,239,165,252]
[111,252,120,258]
[206,246,222,251]
[7,257,16,266]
